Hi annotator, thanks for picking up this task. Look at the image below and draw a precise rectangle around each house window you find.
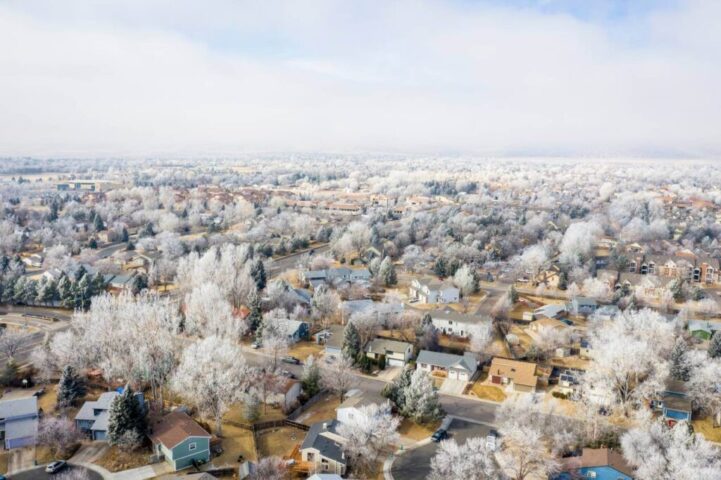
[307,453,315,461]
[648,262,655,274]
[628,261,636,273]
[189,442,197,451]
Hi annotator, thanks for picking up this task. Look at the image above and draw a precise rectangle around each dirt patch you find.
[224,402,286,424]
[398,418,441,441]
[296,393,339,426]
[256,427,302,459]
[95,445,150,472]
[693,417,721,443]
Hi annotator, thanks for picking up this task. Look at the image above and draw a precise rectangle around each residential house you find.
[75,390,145,440]
[321,325,345,358]
[268,378,301,411]
[488,357,539,393]
[300,420,347,476]
[429,307,486,338]
[276,319,309,343]
[568,297,598,316]
[592,305,621,322]
[302,268,371,289]
[75,391,120,440]
[654,380,692,424]
[336,390,389,425]
[554,448,634,480]
[21,254,43,268]
[308,474,343,480]
[149,411,211,471]
[688,319,721,340]
[409,278,460,304]
[365,338,413,367]
[533,303,567,320]
[528,317,570,333]
[416,350,477,381]
[0,397,38,449]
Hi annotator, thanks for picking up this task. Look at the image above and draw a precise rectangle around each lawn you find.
[288,341,324,361]
[36,384,58,414]
[693,417,721,443]
[469,382,507,402]
[212,423,256,465]
[398,418,441,441]
[95,445,150,472]
[295,393,339,426]
[256,427,303,459]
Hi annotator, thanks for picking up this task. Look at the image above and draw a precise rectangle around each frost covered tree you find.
[468,321,493,356]
[107,386,147,451]
[621,421,721,479]
[0,330,29,361]
[258,315,291,370]
[378,256,397,286]
[172,336,249,435]
[559,221,601,266]
[669,338,691,382]
[310,285,340,328]
[453,264,479,296]
[37,417,83,458]
[429,437,503,480]
[337,401,400,474]
[184,283,246,340]
[248,456,288,480]
[342,322,361,362]
[301,355,321,397]
[709,331,721,358]
[320,355,356,402]
[401,369,443,423]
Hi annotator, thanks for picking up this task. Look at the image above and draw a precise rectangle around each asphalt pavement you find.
[9,465,102,480]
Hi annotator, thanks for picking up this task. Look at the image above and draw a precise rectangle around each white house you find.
[364,338,413,367]
[416,350,477,381]
[336,390,389,425]
[300,420,347,475]
[268,378,301,411]
[410,278,460,304]
[429,307,484,338]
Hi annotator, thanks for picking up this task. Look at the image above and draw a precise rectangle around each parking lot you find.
[391,418,494,480]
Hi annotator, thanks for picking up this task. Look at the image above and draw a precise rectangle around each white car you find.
[485,430,499,451]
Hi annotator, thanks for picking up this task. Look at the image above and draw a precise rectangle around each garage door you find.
[458,372,469,382]
[387,358,404,367]
[448,370,458,380]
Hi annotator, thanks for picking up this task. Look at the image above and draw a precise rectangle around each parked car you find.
[431,429,449,442]
[282,356,301,365]
[251,342,261,349]
[45,461,67,474]
[486,429,499,451]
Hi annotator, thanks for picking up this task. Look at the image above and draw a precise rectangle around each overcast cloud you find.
[0,0,720,157]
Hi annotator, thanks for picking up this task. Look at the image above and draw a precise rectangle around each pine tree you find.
[1,277,15,304]
[107,386,147,449]
[379,256,397,286]
[91,272,107,297]
[301,356,321,397]
[382,367,413,409]
[421,313,432,327]
[57,365,87,408]
[251,259,267,291]
[121,227,129,242]
[76,274,92,310]
[670,338,691,381]
[130,274,148,295]
[93,213,105,231]
[709,331,721,358]
[0,360,18,387]
[244,393,260,422]
[508,285,519,304]
[433,257,447,278]
[247,290,263,332]
[57,276,73,308]
[342,322,361,363]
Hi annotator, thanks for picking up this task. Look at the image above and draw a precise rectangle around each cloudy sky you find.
[0,0,720,157]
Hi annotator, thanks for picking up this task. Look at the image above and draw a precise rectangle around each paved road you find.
[0,307,71,366]
[391,418,494,480]
[9,465,103,480]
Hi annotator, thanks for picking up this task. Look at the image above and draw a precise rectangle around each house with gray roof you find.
[428,306,486,337]
[416,350,478,381]
[365,338,413,367]
[0,396,38,449]
[302,268,371,289]
[410,278,459,304]
[75,391,120,440]
[300,420,347,475]
[336,390,389,425]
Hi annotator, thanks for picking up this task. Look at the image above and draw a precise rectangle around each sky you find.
[0,0,720,158]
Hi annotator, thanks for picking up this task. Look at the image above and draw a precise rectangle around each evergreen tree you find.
[433,257,447,278]
[130,274,148,295]
[88,238,98,249]
[508,285,519,304]
[76,274,92,310]
[1,277,15,304]
[670,338,691,381]
[57,276,74,308]
[421,313,432,327]
[301,356,321,397]
[57,365,87,408]
[91,272,106,297]
[93,213,105,231]
[250,259,267,291]
[107,386,147,448]
[378,256,397,286]
[671,278,685,302]
[244,393,260,422]
[12,277,27,304]
[382,367,413,409]
[342,322,361,363]
[368,257,381,277]
[709,331,721,359]
[247,290,263,332]
[121,227,129,242]
[22,279,37,305]
[0,360,18,387]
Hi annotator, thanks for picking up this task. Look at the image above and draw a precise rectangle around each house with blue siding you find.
[75,391,119,440]
[149,411,211,471]
[554,448,634,480]
[0,396,38,449]
[654,380,692,423]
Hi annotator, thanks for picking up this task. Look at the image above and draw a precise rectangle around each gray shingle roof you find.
[0,397,37,419]
[366,338,411,355]
[301,420,346,465]
[416,350,477,372]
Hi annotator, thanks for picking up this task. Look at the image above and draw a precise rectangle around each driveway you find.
[70,443,109,464]
[390,418,494,480]
[376,366,402,382]
[439,378,466,395]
